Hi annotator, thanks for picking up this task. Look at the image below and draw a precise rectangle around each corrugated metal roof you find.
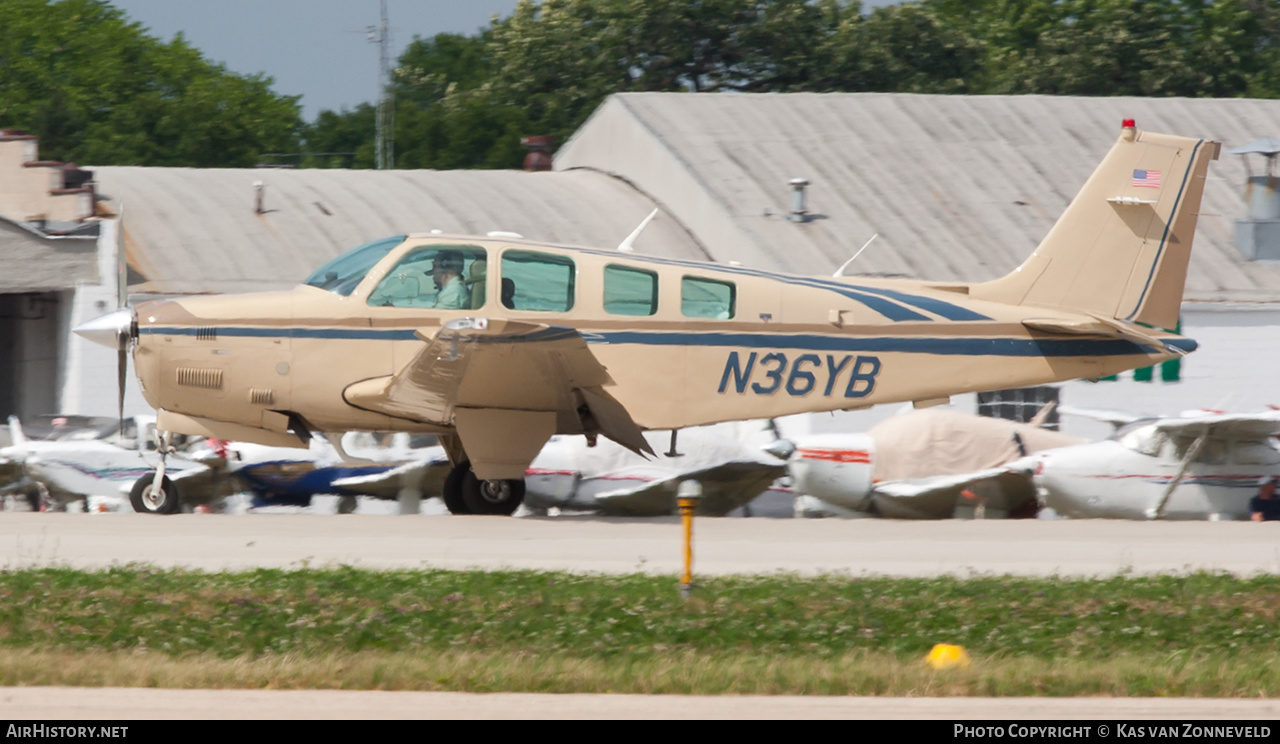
[0,217,97,293]
[90,167,708,294]
[556,92,1280,303]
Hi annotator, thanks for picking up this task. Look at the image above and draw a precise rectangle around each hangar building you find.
[4,93,1280,438]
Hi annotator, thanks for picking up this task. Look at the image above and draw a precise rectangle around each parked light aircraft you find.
[523,422,786,516]
[782,408,1086,518]
[76,122,1219,516]
[1032,411,1280,520]
[128,434,451,514]
[1,415,214,511]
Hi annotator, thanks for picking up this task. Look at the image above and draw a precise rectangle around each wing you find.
[344,319,653,478]
[593,460,786,516]
[1152,411,1280,439]
[1059,405,1146,429]
[330,453,452,500]
[869,467,1036,519]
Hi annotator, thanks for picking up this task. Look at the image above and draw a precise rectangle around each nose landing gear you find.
[131,430,181,514]
[129,472,179,514]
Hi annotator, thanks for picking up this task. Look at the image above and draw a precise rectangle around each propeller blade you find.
[117,337,128,442]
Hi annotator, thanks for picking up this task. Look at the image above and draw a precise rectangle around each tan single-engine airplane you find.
[77,121,1219,515]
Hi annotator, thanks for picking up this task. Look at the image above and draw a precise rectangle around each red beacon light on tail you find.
[1121,119,1137,141]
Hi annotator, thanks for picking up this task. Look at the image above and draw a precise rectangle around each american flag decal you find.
[1132,169,1161,188]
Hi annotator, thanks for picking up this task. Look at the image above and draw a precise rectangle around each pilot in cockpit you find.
[430,251,468,309]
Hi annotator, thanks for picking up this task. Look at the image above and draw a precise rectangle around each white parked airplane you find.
[1032,411,1280,520]
[522,422,787,516]
[1,415,215,511]
[781,408,1085,519]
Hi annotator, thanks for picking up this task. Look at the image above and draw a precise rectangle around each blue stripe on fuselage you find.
[143,325,1183,357]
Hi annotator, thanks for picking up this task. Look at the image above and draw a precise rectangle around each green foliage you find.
[12,1,1280,169]
[307,0,1280,171]
[0,0,303,166]
[5,567,1280,663]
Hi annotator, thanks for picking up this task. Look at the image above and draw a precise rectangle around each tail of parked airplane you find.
[972,121,1220,331]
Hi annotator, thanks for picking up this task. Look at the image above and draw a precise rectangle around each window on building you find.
[977,386,1061,429]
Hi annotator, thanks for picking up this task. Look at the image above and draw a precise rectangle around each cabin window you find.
[681,276,735,319]
[1193,438,1227,465]
[304,235,405,296]
[1119,426,1164,457]
[501,250,575,312]
[603,265,658,316]
[1232,441,1280,465]
[366,245,488,309]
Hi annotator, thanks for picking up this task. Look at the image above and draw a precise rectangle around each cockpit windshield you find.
[303,235,406,295]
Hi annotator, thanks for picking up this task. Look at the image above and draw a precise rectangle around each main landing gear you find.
[442,461,525,516]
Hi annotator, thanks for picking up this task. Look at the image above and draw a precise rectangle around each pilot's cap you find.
[434,250,464,273]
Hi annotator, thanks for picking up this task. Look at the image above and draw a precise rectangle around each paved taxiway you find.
[6,514,1279,718]
[2,513,1280,576]
[5,687,1280,720]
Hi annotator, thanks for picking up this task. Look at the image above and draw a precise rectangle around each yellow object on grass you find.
[925,643,970,669]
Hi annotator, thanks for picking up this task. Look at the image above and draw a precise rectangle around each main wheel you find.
[130,472,180,514]
[442,463,473,515]
[461,472,525,516]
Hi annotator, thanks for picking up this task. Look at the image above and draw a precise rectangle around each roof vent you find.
[788,178,810,223]
[1231,139,1280,260]
[520,136,554,172]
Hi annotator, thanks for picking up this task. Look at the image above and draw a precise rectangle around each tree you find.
[0,0,303,166]
[827,3,985,93]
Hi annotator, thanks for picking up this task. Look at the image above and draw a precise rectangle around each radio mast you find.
[369,0,394,169]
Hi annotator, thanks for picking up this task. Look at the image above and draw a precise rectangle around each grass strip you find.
[2,567,1278,695]
[1,649,1279,697]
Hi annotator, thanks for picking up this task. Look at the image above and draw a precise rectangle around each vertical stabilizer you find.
[972,123,1220,330]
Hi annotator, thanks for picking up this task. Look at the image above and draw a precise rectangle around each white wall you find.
[60,219,149,418]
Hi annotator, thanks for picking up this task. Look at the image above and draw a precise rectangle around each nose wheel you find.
[442,462,525,516]
[130,429,181,514]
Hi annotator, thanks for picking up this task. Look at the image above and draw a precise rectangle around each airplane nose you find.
[73,308,136,349]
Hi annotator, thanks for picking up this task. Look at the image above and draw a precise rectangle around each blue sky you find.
[109,0,900,121]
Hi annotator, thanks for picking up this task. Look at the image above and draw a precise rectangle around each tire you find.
[442,463,473,515]
[461,472,525,516]
[129,472,180,514]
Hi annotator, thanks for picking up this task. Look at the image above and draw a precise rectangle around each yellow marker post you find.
[677,480,702,599]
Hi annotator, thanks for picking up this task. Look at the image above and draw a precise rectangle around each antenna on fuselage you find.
[833,233,878,277]
[617,209,659,252]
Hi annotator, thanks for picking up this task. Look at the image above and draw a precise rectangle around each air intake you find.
[176,367,223,389]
